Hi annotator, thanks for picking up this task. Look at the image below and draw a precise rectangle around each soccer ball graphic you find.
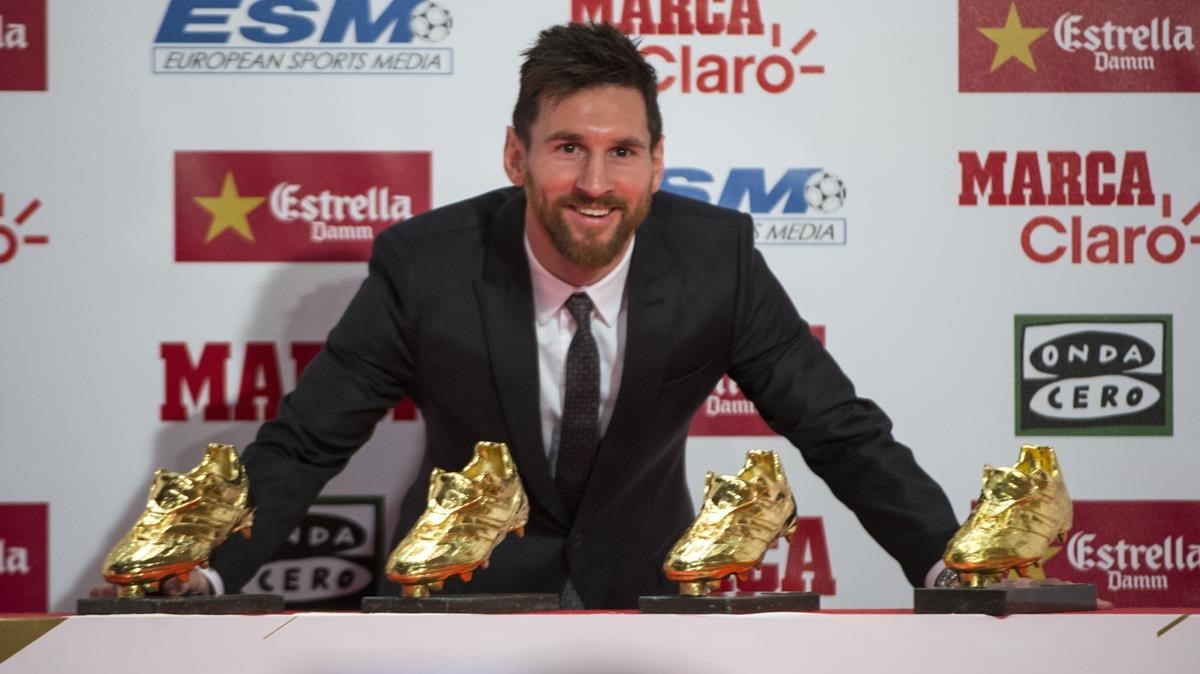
[804,171,846,213]
[410,1,453,42]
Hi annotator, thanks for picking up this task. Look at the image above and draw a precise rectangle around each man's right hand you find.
[88,573,213,598]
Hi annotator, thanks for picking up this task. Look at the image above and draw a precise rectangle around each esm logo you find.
[154,0,454,74]
[663,167,847,245]
[156,0,449,43]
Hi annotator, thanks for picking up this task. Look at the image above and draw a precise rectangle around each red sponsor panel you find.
[1044,500,1200,606]
[689,374,775,436]
[689,325,825,436]
[0,0,46,91]
[960,0,1200,92]
[175,152,431,262]
[0,503,48,613]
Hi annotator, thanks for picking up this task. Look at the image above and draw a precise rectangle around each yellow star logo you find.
[979,3,1048,72]
[193,171,265,243]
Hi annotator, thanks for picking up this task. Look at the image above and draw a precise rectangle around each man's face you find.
[505,85,664,277]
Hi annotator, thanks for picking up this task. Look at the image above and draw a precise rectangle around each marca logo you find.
[0,193,49,265]
[958,150,1200,265]
[959,0,1200,92]
[690,326,825,436]
[0,0,46,90]
[1015,315,1171,436]
[175,151,430,262]
[154,0,454,74]
[245,498,383,608]
[160,341,418,422]
[572,0,824,94]
[0,503,48,612]
[664,168,847,245]
[1041,501,1200,606]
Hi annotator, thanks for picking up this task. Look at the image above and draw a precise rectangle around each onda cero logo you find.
[1016,314,1172,436]
[154,0,454,74]
[245,497,383,609]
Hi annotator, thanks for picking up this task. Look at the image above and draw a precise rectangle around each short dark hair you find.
[512,22,662,149]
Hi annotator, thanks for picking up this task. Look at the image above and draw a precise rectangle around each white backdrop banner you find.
[0,0,1196,612]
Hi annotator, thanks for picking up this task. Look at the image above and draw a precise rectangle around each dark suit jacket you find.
[210,187,958,608]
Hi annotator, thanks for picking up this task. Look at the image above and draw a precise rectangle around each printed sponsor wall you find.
[0,0,1196,612]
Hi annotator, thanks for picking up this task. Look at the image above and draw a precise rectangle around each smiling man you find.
[508,81,662,286]
[117,22,958,609]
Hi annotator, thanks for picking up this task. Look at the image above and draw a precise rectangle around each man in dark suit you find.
[181,22,959,608]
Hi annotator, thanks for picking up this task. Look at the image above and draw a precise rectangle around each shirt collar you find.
[525,231,634,328]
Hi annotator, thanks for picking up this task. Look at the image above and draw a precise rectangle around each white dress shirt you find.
[524,233,633,475]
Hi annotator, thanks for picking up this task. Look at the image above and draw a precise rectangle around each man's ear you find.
[503,127,526,186]
[650,135,665,192]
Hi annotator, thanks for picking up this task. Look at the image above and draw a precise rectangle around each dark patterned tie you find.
[556,292,600,517]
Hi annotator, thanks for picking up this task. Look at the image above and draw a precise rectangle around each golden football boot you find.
[663,450,797,596]
[944,444,1072,587]
[102,443,254,598]
[386,441,529,597]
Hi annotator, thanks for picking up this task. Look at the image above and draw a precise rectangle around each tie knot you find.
[565,293,593,326]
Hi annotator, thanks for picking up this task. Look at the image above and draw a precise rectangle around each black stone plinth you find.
[77,593,285,615]
[639,591,820,614]
[914,582,1097,615]
[362,593,560,614]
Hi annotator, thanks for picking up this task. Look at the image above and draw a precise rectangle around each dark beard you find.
[528,178,651,269]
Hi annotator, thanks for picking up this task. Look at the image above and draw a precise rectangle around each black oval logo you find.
[275,513,367,558]
[1030,330,1154,377]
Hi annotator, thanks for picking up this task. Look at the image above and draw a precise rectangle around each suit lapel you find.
[474,192,571,529]
[580,205,683,518]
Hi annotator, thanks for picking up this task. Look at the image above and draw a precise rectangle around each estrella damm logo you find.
[959,0,1200,92]
[0,503,48,612]
[154,0,454,74]
[174,151,430,262]
[1015,314,1172,436]
[1048,500,1200,606]
[0,0,47,90]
